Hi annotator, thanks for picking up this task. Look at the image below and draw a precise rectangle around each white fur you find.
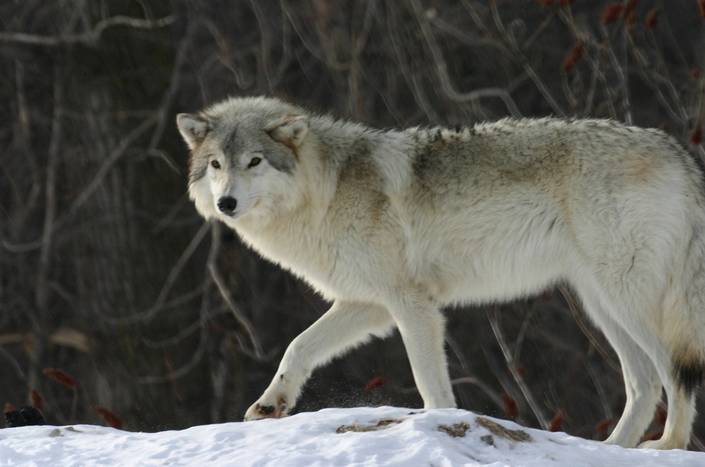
[179,97,705,450]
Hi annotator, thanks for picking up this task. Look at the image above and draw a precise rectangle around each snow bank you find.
[1,407,704,466]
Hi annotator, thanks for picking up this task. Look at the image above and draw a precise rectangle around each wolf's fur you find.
[177,96,705,449]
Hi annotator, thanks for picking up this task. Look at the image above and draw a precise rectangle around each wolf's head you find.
[177,97,310,224]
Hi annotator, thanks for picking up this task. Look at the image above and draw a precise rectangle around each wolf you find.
[177,96,705,449]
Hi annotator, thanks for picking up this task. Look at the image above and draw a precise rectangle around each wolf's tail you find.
[669,179,705,394]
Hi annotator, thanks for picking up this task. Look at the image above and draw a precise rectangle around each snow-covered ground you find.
[2,406,705,466]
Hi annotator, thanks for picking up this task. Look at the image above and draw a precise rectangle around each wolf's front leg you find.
[244,301,394,421]
[387,297,456,409]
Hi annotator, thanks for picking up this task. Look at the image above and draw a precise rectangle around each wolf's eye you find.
[210,160,221,169]
[248,157,262,169]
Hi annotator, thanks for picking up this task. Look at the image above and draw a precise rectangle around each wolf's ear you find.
[177,113,210,149]
[265,115,309,149]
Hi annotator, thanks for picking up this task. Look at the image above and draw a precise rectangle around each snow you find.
[2,407,705,466]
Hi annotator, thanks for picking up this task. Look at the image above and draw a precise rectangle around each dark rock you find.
[4,406,46,428]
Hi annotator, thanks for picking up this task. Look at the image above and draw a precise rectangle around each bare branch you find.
[487,308,549,430]
[409,0,523,117]
[0,15,174,47]
[105,221,211,325]
[207,224,265,361]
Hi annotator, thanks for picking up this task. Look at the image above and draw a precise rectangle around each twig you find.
[207,225,265,360]
[429,15,510,57]
[600,25,631,124]
[30,63,63,393]
[105,222,211,325]
[585,348,613,420]
[487,0,564,116]
[512,305,534,362]
[35,65,62,316]
[0,15,174,47]
[63,116,156,222]
[3,114,159,254]
[148,21,196,150]
[409,0,522,117]
[558,286,620,373]
[487,307,549,429]
[0,346,26,381]
[387,11,442,123]
[450,376,504,410]
[138,336,207,384]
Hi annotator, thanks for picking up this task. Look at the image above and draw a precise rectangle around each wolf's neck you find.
[311,116,413,193]
[234,117,407,240]
[232,119,375,250]
[310,115,379,163]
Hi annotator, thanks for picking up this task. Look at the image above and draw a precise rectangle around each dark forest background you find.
[2,0,705,448]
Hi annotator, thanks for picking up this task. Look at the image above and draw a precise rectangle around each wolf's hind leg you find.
[244,300,394,421]
[577,290,661,448]
[641,227,705,448]
[639,283,701,450]
[386,296,456,409]
[640,387,697,450]
[594,280,698,449]
[602,328,662,448]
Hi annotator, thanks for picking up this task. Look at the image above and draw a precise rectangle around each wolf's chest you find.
[235,222,387,301]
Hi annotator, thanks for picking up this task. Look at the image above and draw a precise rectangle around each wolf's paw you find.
[244,395,289,421]
[638,437,685,450]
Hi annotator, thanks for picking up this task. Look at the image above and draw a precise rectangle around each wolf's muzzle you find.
[217,196,237,215]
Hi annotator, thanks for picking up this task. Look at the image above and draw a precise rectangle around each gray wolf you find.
[177,96,705,449]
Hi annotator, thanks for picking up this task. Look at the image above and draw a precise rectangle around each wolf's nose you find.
[217,196,237,214]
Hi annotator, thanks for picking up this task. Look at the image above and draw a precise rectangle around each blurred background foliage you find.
[1,0,705,446]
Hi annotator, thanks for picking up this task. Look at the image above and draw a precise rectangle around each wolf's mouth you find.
[219,209,239,218]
